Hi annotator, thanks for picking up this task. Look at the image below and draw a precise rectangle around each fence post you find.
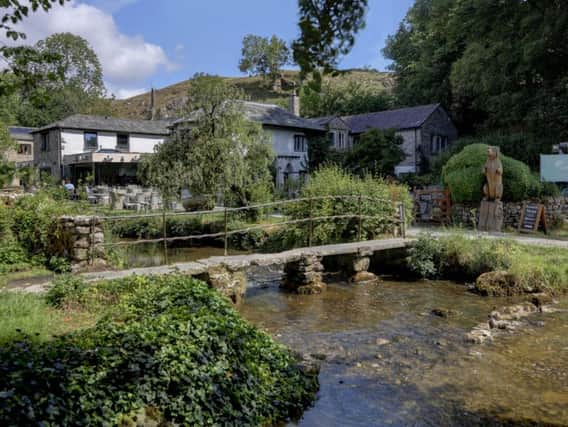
[224,206,229,256]
[357,194,363,241]
[399,202,407,239]
[162,209,168,265]
[308,196,313,247]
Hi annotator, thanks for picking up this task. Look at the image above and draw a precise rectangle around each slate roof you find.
[173,101,325,132]
[8,126,36,141]
[32,114,173,136]
[341,104,441,133]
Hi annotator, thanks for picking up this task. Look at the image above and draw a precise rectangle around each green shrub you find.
[283,166,412,246]
[10,192,81,259]
[406,235,443,279]
[442,144,543,203]
[0,275,319,425]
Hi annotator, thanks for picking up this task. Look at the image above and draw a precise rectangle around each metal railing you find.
[89,195,407,265]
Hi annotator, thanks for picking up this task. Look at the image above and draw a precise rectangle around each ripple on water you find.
[239,277,568,427]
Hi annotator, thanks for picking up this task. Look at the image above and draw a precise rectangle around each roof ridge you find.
[341,103,440,120]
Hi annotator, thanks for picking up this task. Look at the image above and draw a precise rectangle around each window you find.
[117,134,129,151]
[430,135,449,154]
[41,133,49,152]
[328,132,335,145]
[337,132,345,150]
[17,143,32,155]
[294,135,306,152]
[84,132,98,151]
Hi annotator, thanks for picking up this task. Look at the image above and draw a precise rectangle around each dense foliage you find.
[293,0,368,88]
[139,75,275,207]
[4,32,111,127]
[280,166,412,247]
[344,129,405,177]
[406,234,568,294]
[384,0,568,142]
[441,144,552,203]
[239,34,290,84]
[0,275,319,425]
[301,80,392,118]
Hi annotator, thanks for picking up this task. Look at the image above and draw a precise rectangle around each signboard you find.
[540,155,568,182]
[518,202,547,234]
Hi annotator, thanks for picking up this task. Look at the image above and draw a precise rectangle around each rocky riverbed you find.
[239,276,568,426]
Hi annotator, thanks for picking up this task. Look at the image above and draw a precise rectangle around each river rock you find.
[475,271,521,296]
[431,308,458,318]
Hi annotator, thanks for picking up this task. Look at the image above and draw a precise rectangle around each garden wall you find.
[451,197,568,229]
[59,216,106,271]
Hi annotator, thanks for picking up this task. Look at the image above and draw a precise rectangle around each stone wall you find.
[59,216,106,272]
[451,197,568,229]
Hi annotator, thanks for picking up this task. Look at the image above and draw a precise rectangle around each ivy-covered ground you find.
[0,275,319,426]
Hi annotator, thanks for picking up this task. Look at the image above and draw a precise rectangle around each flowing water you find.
[239,275,568,426]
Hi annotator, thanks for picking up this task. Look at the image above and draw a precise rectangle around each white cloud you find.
[4,1,175,96]
[87,0,140,14]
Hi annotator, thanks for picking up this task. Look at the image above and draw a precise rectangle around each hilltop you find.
[113,69,395,120]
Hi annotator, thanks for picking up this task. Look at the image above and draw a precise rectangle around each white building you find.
[173,94,325,187]
[31,115,172,185]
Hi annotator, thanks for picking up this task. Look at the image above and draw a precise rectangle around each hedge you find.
[442,143,545,203]
[0,275,319,426]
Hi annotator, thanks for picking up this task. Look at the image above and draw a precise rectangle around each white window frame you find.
[294,135,306,152]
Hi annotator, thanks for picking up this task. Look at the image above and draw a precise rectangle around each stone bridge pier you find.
[281,255,326,295]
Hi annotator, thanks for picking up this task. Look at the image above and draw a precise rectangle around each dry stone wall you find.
[451,197,568,229]
[59,216,106,272]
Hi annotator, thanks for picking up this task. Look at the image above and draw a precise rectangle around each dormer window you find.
[84,132,98,151]
[117,133,129,151]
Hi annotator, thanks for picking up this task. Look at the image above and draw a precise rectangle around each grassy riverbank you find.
[0,274,319,425]
[407,234,568,295]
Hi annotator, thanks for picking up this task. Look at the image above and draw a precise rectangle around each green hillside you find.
[113,69,395,120]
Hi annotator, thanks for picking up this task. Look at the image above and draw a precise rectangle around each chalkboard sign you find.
[518,203,547,233]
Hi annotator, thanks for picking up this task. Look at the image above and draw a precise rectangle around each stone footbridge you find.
[81,238,414,303]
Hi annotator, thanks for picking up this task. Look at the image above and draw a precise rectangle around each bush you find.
[0,275,319,425]
[405,234,443,279]
[282,166,412,246]
[10,192,82,259]
[442,144,543,203]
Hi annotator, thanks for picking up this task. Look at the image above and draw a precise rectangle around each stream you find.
[239,275,568,426]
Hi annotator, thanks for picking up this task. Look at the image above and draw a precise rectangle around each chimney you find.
[149,88,156,120]
[289,89,300,117]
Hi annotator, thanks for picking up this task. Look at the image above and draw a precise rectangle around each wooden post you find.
[400,202,407,239]
[224,206,229,256]
[162,209,168,265]
[357,194,363,241]
[308,197,313,247]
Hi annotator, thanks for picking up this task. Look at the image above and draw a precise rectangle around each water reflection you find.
[239,278,568,426]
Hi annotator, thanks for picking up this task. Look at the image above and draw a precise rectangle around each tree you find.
[6,33,111,127]
[140,75,274,207]
[343,129,405,177]
[301,80,392,117]
[384,0,568,142]
[293,0,368,88]
[238,34,290,84]
[1,1,68,41]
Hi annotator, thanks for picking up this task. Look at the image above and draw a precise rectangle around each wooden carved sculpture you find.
[482,146,503,201]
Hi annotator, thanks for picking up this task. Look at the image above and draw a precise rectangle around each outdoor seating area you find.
[85,185,163,211]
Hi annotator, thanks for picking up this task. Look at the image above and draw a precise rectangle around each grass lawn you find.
[0,267,53,288]
[0,291,98,344]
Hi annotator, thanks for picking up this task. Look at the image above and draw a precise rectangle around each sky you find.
[7,0,414,99]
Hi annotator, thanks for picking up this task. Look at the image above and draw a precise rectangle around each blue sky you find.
[12,0,414,98]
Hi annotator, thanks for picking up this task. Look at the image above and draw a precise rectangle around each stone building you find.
[3,126,36,187]
[311,104,458,175]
